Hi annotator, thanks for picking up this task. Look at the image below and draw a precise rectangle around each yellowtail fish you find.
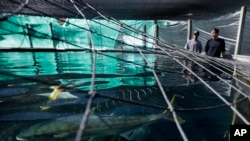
[16,97,184,140]
[16,110,184,140]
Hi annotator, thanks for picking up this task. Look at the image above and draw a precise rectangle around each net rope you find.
[69,0,98,141]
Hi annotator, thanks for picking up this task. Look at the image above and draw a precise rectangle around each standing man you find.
[204,28,225,79]
[205,28,225,58]
[183,30,202,72]
[182,30,202,83]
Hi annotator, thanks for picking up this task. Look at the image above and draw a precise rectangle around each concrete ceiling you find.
[1,0,250,20]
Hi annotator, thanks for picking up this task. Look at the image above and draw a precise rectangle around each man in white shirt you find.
[182,30,202,83]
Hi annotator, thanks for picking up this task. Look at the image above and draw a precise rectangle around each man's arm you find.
[221,39,226,58]
[199,42,202,53]
[205,40,209,55]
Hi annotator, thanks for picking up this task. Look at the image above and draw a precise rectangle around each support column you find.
[187,19,192,41]
[234,6,246,59]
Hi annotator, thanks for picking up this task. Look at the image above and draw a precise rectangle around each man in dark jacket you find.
[204,28,225,79]
[205,28,225,58]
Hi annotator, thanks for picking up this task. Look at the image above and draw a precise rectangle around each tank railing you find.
[195,54,250,89]
[178,51,250,100]
[196,55,250,89]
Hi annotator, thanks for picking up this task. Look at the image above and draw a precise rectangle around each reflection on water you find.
[0,52,248,141]
[0,52,155,76]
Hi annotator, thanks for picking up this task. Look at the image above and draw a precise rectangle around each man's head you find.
[211,28,219,39]
[193,30,199,40]
[193,30,199,36]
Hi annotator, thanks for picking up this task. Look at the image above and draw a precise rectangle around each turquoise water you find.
[0,51,241,141]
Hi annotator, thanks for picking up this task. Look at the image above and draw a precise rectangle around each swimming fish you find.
[16,111,184,140]
[16,96,184,140]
